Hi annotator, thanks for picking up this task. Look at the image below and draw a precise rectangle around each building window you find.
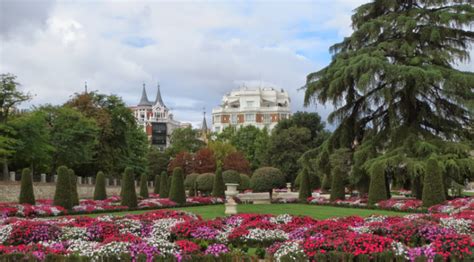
[231,114,237,124]
[214,115,220,123]
[246,101,254,108]
[245,113,255,122]
[263,114,271,123]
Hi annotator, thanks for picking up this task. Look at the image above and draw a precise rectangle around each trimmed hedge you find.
[169,167,186,204]
[184,173,199,196]
[330,165,345,201]
[212,166,225,198]
[368,163,388,206]
[121,167,138,208]
[250,167,285,197]
[69,169,79,206]
[222,170,241,185]
[159,171,169,198]
[238,174,250,191]
[53,166,72,209]
[154,175,160,194]
[422,158,446,207]
[196,173,215,194]
[19,168,35,205]
[139,173,149,198]
[298,169,311,202]
[93,171,107,200]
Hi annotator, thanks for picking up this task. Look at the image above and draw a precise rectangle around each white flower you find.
[270,214,293,224]
[364,215,387,223]
[117,218,142,235]
[244,229,289,242]
[0,224,13,244]
[440,217,471,234]
[273,241,307,262]
[67,239,100,258]
[391,241,408,259]
[59,227,88,241]
[149,218,184,240]
[349,226,372,234]
[145,238,178,256]
[95,241,131,257]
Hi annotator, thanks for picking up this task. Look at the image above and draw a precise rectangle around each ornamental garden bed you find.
[0,194,223,218]
[0,209,472,261]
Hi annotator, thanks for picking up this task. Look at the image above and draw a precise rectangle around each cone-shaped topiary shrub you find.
[184,173,199,197]
[121,167,137,208]
[321,174,331,193]
[69,169,79,206]
[19,168,35,205]
[368,163,388,206]
[212,166,225,198]
[196,173,215,195]
[139,173,149,198]
[169,167,186,204]
[154,175,160,194]
[93,171,107,200]
[422,158,446,207]
[298,169,311,202]
[330,166,345,201]
[238,174,250,191]
[159,171,169,198]
[54,166,72,209]
[222,170,241,185]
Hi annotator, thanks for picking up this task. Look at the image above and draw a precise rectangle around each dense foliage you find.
[196,173,215,194]
[93,171,107,200]
[169,167,186,204]
[69,169,79,206]
[53,166,72,209]
[212,166,225,198]
[222,170,241,185]
[121,168,137,208]
[159,171,169,198]
[139,173,149,199]
[250,167,286,197]
[19,168,35,205]
[422,158,446,207]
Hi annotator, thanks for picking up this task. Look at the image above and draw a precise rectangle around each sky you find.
[1,0,473,128]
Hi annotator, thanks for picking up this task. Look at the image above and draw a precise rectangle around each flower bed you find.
[0,210,472,261]
[0,194,223,218]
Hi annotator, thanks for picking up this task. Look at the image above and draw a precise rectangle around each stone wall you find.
[0,181,154,202]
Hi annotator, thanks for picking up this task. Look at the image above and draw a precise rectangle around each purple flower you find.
[408,245,436,262]
[129,241,159,262]
[190,226,219,240]
[205,243,229,257]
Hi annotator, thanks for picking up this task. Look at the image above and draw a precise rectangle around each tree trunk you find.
[2,158,8,181]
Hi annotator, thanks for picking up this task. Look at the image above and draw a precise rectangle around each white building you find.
[212,85,291,133]
[131,83,189,149]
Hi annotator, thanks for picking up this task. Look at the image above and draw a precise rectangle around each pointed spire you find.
[138,83,152,106]
[201,108,208,132]
[154,82,166,107]
[84,81,88,94]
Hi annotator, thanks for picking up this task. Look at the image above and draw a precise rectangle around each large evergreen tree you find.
[304,0,474,193]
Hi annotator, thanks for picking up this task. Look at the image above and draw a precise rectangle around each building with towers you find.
[131,83,189,149]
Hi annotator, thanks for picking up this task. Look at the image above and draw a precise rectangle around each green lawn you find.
[83,204,406,220]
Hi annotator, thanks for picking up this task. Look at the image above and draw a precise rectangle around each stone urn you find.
[225,183,239,215]
[286,182,292,192]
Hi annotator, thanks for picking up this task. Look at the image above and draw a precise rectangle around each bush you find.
[368,163,388,206]
[222,170,241,185]
[321,174,331,192]
[93,171,107,200]
[154,175,160,194]
[159,171,169,198]
[69,169,79,206]
[184,173,199,196]
[54,166,72,209]
[19,168,35,205]
[139,173,149,198]
[196,173,215,194]
[169,167,186,204]
[238,174,250,191]
[330,166,345,201]
[212,166,225,198]
[121,167,138,208]
[422,158,446,207]
[298,169,311,202]
[250,167,285,198]
[295,170,321,191]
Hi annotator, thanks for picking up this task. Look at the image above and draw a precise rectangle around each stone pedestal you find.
[225,183,239,215]
[87,177,93,185]
[77,177,82,185]
[9,172,15,182]
[113,179,118,186]
[286,182,292,192]
[53,175,58,183]
[106,178,110,186]
[40,173,47,183]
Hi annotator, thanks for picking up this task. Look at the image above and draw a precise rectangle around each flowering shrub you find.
[0,210,472,261]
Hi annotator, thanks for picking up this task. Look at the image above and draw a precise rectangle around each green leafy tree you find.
[304,0,474,196]
[139,173,149,198]
[54,166,72,209]
[238,174,251,191]
[222,170,241,184]
[0,74,31,179]
[422,158,446,207]
[169,167,186,204]
[273,112,328,147]
[167,127,205,156]
[196,173,215,195]
[148,147,169,180]
[153,175,160,194]
[268,127,312,183]
[19,168,35,204]
[94,171,107,200]
[159,171,169,198]
[121,167,137,208]
[69,169,79,206]
[212,166,225,198]
[208,141,236,166]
